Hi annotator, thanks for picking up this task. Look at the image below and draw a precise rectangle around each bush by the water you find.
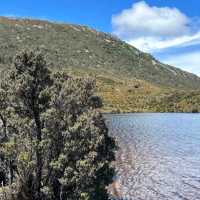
[0,50,117,200]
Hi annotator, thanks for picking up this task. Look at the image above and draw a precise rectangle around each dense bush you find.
[0,50,116,200]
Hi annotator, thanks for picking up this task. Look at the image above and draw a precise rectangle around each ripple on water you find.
[106,113,200,200]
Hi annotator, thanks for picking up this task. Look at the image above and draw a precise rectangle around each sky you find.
[0,0,200,75]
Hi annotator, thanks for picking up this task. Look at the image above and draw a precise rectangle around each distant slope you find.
[0,17,200,113]
[0,16,200,90]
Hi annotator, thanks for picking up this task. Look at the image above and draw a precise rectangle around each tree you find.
[0,50,116,200]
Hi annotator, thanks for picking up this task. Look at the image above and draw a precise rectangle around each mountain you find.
[0,16,200,112]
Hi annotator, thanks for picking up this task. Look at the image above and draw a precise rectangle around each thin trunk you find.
[9,161,14,184]
[0,113,7,140]
[31,77,43,200]
[34,110,42,200]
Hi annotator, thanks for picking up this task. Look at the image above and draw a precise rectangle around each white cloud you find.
[128,32,200,52]
[112,1,200,52]
[112,1,189,38]
[163,51,200,75]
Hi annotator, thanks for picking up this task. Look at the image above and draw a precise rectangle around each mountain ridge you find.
[0,16,200,89]
[0,16,200,113]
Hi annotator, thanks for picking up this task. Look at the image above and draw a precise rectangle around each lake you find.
[106,113,200,200]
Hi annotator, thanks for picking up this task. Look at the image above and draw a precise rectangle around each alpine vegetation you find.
[0,50,117,200]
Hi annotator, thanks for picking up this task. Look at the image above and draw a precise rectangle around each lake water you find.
[106,113,200,200]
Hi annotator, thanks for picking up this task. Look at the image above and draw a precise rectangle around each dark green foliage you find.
[0,50,116,200]
[147,90,200,113]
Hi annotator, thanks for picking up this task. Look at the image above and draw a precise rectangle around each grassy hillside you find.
[62,67,200,113]
[0,16,200,113]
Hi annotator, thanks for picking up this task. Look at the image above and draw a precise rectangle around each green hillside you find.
[0,16,200,112]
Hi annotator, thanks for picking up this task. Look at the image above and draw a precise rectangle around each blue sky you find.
[0,0,200,75]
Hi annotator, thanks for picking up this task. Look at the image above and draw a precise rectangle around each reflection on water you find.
[106,113,200,200]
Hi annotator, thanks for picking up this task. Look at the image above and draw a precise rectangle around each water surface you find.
[106,113,200,200]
